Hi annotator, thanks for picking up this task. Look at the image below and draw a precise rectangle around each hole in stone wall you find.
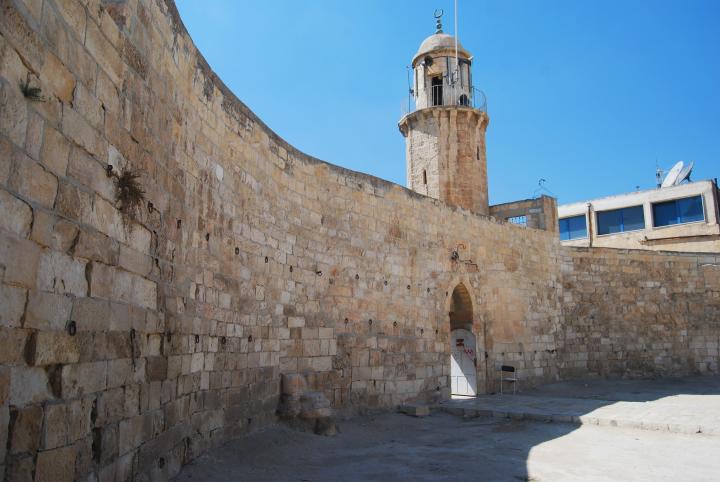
[157,457,165,468]
[235,247,239,255]
[368,319,373,325]
[420,328,424,334]
[384,280,388,286]
[248,335,253,343]
[221,336,226,345]
[407,285,411,290]
[289,266,293,272]
[355,274,359,280]
[265,256,269,263]
[477,146,480,160]
[177,219,182,229]
[423,169,427,185]
[205,233,210,241]
[166,331,172,342]
[427,287,430,293]
[393,321,398,327]
[435,329,439,334]
[344,318,349,324]
[195,335,200,344]
[67,320,77,336]
[147,201,154,212]
[105,164,114,177]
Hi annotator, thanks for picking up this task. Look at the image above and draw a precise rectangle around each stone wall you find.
[0,0,717,480]
[489,195,558,232]
[559,247,720,378]
[0,0,563,479]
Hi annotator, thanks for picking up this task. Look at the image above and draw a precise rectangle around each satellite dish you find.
[674,161,694,186]
[661,161,683,188]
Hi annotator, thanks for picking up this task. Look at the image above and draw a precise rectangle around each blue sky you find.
[176,0,719,205]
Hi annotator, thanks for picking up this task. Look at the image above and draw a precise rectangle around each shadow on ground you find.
[173,376,720,481]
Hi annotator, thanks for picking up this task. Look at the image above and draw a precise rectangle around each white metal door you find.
[450,329,477,396]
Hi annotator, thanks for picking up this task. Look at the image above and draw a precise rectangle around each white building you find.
[558,179,720,253]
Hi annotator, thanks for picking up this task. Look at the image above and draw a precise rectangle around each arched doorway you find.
[449,284,478,396]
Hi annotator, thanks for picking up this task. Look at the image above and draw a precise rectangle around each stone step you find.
[433,397,719,437]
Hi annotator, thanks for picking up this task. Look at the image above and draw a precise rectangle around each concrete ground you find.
[174,377,720,481]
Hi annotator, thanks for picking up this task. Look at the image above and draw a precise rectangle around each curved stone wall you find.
[0,0,563,479]
[0,1,717,480]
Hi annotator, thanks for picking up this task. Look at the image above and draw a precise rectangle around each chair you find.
[499,365,518,394]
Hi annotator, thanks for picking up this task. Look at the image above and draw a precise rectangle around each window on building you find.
[596,205,645,235]
[652,195,705,227]
[431,76,443,106]
[507,215,527,227]
[559,215,587,240]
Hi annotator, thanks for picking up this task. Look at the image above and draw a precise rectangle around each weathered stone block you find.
[118,414,144,455]
[35,445,76,482]
[0,283,26,327]
[146,356,168,382]
[42,403,67,449]
[24,290,72,331]
[26,331,80,366]
[68,147,115,200]
[0,366,9,405]
[71,296,111,332]
[40,125,71,176]
[119,244,151,276]
[67,397,93,443]
[0,189,32,238]
[8,150,58,209]
[61,105,106,162]
[88,262,157,310]
[94,424,119,466]
[9,404,43,454]
[0,227,42,288]
[9,366,52,406]
[30,210,78,251]
[61,361,107,398]
[0,78,27,147]
[0,404,8,464]
[40,52,76,104]
[73,229,119,265]
[55,180,93,222]
[0,327,29,365]
[96,387,125,426]
[37,251,88,296]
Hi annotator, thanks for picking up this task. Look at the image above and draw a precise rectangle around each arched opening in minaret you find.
[431,76,443,106]
[449,283,477,397]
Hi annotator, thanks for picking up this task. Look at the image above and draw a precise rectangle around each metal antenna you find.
[454,0,459,85]
[406,66,413,113]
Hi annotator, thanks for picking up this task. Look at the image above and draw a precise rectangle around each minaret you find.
[399,13,490,215]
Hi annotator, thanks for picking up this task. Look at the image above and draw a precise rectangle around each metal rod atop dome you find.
[434,9,443,33]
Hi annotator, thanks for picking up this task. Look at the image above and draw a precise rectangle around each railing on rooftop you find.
[402,85,487,117]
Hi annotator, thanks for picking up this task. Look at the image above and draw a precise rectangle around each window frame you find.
[651,195,706,228]
[507,215,527,227]
[559,214,588,241]
[595,205,646,236]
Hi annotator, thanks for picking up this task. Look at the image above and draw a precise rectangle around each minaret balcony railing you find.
[402,85,487,117]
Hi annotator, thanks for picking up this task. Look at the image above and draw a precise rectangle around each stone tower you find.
[399,16,490,215]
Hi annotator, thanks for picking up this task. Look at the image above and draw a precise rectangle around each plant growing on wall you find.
[19,78,45,101]
[113,167,145,215]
